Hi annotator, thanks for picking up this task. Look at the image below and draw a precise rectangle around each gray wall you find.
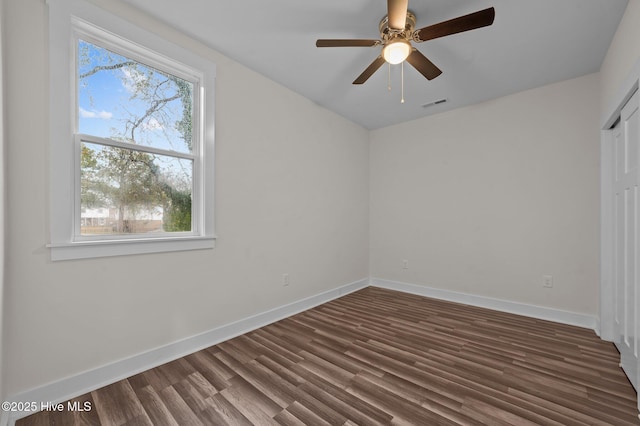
[370,73,600,315]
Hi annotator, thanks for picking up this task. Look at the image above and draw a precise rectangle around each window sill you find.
[48,236,216,261]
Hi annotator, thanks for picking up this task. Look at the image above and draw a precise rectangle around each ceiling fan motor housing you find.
[379,11,416,43]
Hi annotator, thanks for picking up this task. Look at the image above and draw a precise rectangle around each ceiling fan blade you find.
[387,0,409,30]
[415,7,495,42]
[353,55,386,85]
[316,39,380,48]
[406,49,442,80]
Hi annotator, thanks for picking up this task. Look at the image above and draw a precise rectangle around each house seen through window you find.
[78,40,195,236]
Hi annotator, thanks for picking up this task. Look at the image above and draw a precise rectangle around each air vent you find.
[421,98,447,109]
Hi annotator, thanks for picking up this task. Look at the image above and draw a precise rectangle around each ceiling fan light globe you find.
[383,39,411,64]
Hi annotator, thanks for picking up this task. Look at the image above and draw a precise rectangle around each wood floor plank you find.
[357,371,476,425]
[290,390,347,426]
[136,369,173,392]
[132,385,178,426]
[196,405,231,426]
[155,358,197,386]
[250,329,306,363]
[460,397,541,426]
[296,381,389,426]
[461,392,571,426]
[273,408,307,426]
[120,414,153,426]
[347,374,460,425]
[291,365,394,425]
[254,353,306,388]
[202,393,253,425]
[185,371,219,400]
[237,359,299,407]
[158,386,204,426]
[507,387,636,426]
[183,350,232,392]
[173,378,211,414]
[90,380,147,425]
[16,287,640,425]
[219,383,279,425]
[283,401,333,426]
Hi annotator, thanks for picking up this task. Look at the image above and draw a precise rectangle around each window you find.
[48,0,215,260]
[77,37,196,237]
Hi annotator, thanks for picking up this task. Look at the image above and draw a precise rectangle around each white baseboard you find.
[371,277,598,331]
[4,278,369,425]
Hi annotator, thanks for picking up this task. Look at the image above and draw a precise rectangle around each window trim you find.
[48,0,216,261]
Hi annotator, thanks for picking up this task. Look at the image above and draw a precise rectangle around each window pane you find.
[81,142,193,235]
[78,40,193,153]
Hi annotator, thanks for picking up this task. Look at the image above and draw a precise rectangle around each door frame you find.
[601,60,640,343]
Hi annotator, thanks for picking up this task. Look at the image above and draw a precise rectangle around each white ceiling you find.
[120,0,628,130]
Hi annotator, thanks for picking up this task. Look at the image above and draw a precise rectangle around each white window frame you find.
[48,0,216,260]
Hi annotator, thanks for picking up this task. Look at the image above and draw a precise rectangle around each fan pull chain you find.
[388,62,391,91]
[401,61,405,104]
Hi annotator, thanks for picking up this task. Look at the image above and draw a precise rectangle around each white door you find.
[613,89,640,391]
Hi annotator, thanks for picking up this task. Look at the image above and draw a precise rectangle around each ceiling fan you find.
[316,0,495,85]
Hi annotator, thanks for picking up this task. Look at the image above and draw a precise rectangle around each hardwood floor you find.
[17,287,639,425]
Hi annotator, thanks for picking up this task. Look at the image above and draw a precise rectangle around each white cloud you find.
[142,117,164,131]
[79,107,113,120]
[121,67,147,93]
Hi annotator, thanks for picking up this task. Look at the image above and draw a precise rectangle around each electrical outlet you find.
[543,275,553,288]
[402,259,409,270]
[283,273,290,287]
